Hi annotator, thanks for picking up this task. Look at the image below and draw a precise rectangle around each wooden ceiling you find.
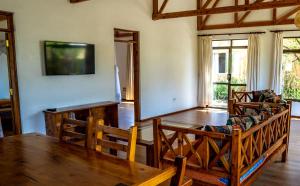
[153,0,300,30]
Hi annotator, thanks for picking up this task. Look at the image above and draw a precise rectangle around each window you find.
[218,53,226,73]
[282,38,300,100]
[212,39,248,107]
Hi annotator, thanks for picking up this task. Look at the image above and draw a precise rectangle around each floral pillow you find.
[203,125,233,134]
[258,90,282,103]
[226,115,261,131]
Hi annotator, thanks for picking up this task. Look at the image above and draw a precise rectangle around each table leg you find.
[146,145,154,167]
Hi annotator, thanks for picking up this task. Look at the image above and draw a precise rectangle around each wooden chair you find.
[94,119,137,161]
[59,116,93,148]
[0,117,4,138]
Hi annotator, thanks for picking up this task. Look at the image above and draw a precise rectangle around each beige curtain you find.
[247,34,261,91]
[271,32,283,95]
[126,43,134,101]
[198,36,213,107]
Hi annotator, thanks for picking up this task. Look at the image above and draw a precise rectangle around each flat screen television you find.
[44,41,95,75]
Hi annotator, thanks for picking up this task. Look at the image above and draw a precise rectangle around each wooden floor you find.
[119,106,300,185]
[118,102,135,129]
[119,103,229,129]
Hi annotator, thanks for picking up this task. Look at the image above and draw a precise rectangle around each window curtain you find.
[114,45,121,103]
[271,32,283,95]
[247,34,261,91]
[126,43,134,101]
[198,36,213,107]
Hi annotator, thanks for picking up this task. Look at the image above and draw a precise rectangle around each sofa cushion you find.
[258,90,281,103]
[203,125,233,135]
[252,90,264,102]
[226,115,260,131]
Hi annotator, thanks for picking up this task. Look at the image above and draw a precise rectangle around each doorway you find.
[211,39,248,108]
[0,11,21,136]
[114,28,140,128]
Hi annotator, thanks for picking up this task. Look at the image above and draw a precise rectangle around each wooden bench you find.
[228,89,284,114]
[153,104,291,186]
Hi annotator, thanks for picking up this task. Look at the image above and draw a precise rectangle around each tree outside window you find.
[282,38,300,100]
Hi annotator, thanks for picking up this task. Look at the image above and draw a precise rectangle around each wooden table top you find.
[0,134,173,186]
[44,101,119,114]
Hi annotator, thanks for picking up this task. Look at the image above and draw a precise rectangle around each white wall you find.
[0,0,198,133]
[0,32,10,99]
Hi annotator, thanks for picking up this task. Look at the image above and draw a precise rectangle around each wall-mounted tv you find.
[44,41,95,75]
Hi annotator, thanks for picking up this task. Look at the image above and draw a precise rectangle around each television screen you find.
[44,41,95,75]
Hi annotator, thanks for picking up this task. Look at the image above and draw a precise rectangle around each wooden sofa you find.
[153,103,291,186]
[228,89,285,114]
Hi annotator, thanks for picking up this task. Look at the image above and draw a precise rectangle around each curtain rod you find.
[270,29,300,33]
[198,31,266,37]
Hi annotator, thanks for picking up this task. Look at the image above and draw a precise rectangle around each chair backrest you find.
[0,117,4,138]
[59,117,93,148]
[231,89,253,102]
[94,119,137,161]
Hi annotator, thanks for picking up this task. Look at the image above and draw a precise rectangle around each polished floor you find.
[118,102,135,129]
[119,103,229,129]
[118,105,300,185]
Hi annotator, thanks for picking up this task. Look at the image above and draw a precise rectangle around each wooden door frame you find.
[114,28,141,122]
[0,11,22,134]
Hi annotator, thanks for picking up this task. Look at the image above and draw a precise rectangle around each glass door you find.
[212,46,230,107]
[0,31,14,136]
[0,12,22,135]
[212,40,248,108]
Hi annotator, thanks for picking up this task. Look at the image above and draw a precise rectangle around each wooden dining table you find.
[0,134,175,186]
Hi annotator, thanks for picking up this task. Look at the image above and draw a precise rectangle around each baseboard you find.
[140,106,201,122]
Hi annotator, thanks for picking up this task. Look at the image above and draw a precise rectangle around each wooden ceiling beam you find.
[153,0,159,19]
[202,0,213,9]
[153,0,300,20]
[238,0,264,24]
[201,0,220,29]
[273,8,277,23]
[276,6,300,23]
[201,19,294,30]
[197,0,203,31]
[234,0,239,25]
[70,0,89,3]
[158,0,169,14]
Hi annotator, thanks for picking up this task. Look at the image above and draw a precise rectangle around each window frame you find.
[282,37,300,102]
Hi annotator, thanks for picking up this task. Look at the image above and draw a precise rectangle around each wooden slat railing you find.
[154,103,291,186]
